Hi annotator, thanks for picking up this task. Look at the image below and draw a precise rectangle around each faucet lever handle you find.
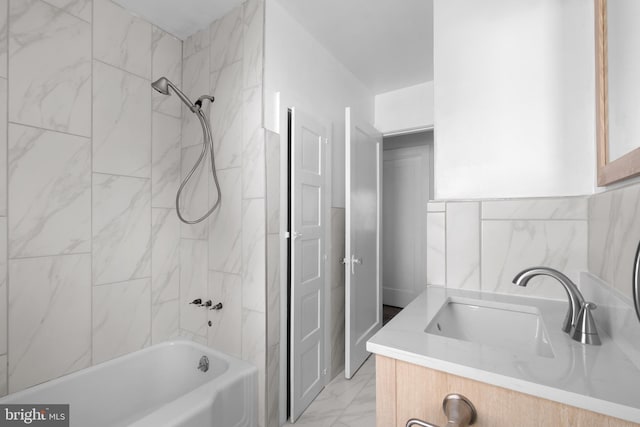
[571,301,601,345]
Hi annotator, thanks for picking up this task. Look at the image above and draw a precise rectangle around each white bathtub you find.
[0,340,257,427]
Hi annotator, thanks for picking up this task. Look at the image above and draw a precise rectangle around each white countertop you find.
[366,286,640,423]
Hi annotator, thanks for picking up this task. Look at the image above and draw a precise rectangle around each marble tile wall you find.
[589,182,640,303]
[427,197,589,300]
[179,1,269,426]
[0,0,183,395]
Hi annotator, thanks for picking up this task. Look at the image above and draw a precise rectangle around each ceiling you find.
[115,0,434,94]
[277,0,434,94]
[113,0,244,40]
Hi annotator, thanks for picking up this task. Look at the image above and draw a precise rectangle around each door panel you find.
[382,146,428,307]
[290,108,327,422]
[345,107,382,379]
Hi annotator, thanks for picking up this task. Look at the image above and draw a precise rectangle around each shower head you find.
[151,77,198,112]
[151,77,170,95]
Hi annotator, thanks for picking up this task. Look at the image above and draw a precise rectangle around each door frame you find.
[278,97,333,423]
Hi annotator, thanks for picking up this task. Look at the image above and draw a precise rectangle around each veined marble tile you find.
[179,145,210,239]
[266,234,279,348]
[182,48,209,148]
[152,112,180,208]
[0,79,6,217]
[177,329,207,346]
[482,197,588,220]
[243,0,263,89]
[92,173,151,285]
[151,208,179,304]
[0,0,7,79]
[612,184,640,300]
[242,198,266,313]
[210,62,243,169]
[92,278,151,364]
[243,88,265,198]
[93,0,151,78]
[183,26,209,59]
[588,190,619,288]
[482,220,588,299]
[426,212,445,286]
[9,0,90,136]
[209,167,242,274]
[207,271,241,357]
[8,125,90,258]
[266,130,280,234]
[335,376,376,427]
[242,308,266,425]
[9,254,91,393]
[93,61,151,178]
[152,27,182,118]
[41,0,91,22]
[152,298,179,345]
[179,239,207,337]
[0,218,6,355]
[445,202,480,290]
[0,355,6,397]
[210,6,243,72]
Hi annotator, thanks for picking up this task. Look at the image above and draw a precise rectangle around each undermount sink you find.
[425,297,555,358]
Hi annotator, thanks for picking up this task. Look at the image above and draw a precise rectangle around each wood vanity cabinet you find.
[375,355,638,427]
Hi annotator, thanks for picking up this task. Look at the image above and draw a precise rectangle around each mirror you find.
[596,0,640,185]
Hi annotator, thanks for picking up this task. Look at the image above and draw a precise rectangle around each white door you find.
[382,146,428,307]
[289,108,327,422]
[345,107,382,379]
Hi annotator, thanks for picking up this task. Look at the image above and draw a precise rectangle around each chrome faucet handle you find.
[571,302,601,345]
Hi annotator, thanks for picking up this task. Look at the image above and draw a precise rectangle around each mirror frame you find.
[596,0,640,186]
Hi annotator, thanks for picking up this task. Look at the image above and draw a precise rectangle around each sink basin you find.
[425,297,554,358]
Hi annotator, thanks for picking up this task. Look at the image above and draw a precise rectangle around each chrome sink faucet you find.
[513,267,583,333]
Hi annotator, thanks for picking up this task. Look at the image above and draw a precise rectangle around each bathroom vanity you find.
[367,287,640,427]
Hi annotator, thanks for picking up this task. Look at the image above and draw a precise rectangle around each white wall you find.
[433,0,595,199]
[375,81,434,135]
[264,0,375,208]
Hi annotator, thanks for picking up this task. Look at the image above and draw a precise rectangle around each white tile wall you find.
[9,254,91,392]
[179,239,207,337]
[92,278,151,364]
[426,211,445,286]
[8,125,90,257]
[432,197,589,301]
[0,0,183,396]
[151,208,180,304]
[9,0,91,136]
[208,271,242,357]
[445,202,480,290]
[151,26,182,116]
[41,0,91,22]
[209,168,242,273]
[93,0,151,78]
[151,112,181,208]
[210,60,243,169]
[92,61,151,178]
[589,183,640,302]
[92,173,151,285]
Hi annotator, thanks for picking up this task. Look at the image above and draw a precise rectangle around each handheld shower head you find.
[151,77,170,95]
[150,77,198,112]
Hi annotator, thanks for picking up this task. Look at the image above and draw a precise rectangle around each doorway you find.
[382,131,434,310]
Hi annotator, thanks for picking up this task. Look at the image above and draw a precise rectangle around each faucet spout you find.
[512,267,584,334]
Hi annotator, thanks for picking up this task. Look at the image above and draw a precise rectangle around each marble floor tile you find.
[293,355,376,426]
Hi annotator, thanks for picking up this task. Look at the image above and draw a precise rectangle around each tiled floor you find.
[292,355,376,427]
